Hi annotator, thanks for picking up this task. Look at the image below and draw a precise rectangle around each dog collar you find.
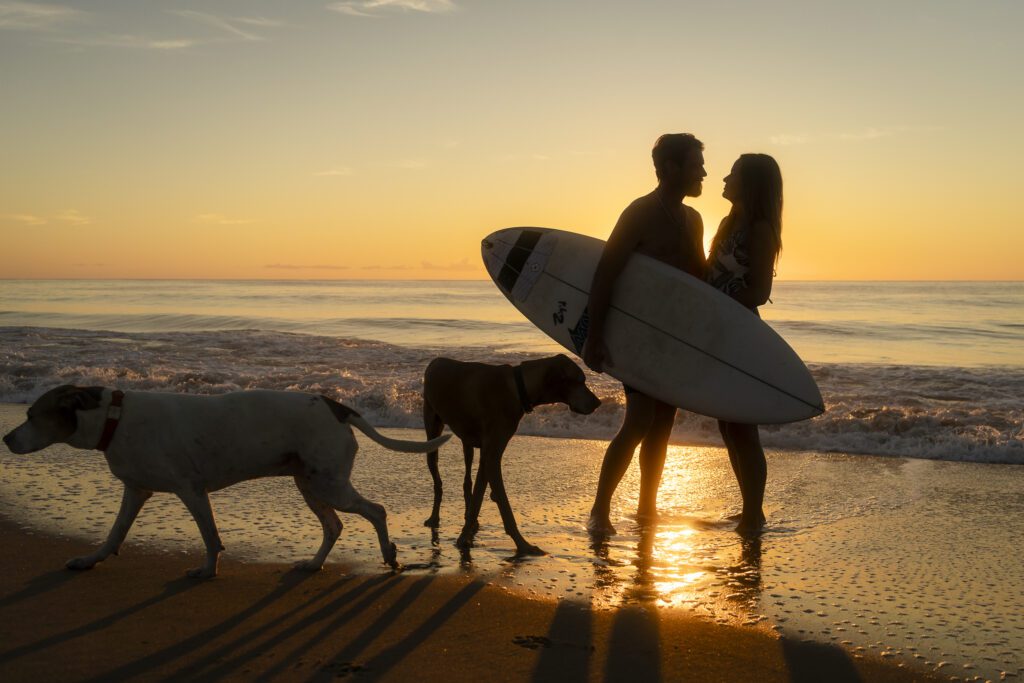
[513,365,533,414]
[96,390,124,452]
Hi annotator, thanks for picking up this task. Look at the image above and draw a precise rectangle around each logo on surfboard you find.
[568,307,590,354]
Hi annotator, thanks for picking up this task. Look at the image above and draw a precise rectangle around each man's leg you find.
[588,389,655,535]
[636,401,677,520]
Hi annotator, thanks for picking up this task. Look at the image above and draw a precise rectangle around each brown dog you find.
[422,354,600,555]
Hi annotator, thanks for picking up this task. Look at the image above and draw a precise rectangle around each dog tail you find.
[347,415,452,453]
[321,395,451,453]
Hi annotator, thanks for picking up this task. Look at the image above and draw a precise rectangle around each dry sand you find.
[0,516,941,682]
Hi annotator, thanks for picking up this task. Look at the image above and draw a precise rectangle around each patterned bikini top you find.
[706,219,752,297]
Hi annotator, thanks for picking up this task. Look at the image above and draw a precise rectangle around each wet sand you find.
[0,516,943,682]
[2,403,1021,681]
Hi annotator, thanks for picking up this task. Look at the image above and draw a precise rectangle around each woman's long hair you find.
[714,153,784,264]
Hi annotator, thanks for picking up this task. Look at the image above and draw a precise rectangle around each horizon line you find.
[1,277,1022,284]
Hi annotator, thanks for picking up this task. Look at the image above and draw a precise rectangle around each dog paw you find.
[384,542,399,569]
[186,566,217,579]
[65,556,97,571]
[586,515,616,537]
[294,559,324,571]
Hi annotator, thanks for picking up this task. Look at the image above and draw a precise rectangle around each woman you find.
[707,153,784,535]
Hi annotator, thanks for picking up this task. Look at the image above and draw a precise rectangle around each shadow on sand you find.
[780,637,864,683]
[0,567,81,610]
[84,568,346,682]
[0,573,200,665]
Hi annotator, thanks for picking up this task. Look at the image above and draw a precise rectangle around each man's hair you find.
[652,133,704,178]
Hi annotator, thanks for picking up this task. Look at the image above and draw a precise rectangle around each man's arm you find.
[583,205,643,372]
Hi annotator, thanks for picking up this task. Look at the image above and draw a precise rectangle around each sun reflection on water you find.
[579,447,769,625]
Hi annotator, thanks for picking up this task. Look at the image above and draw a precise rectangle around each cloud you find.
[9,213,47,225]
[391,159,428,169]
[498,152,550,162]
[769,134,809,146]
[170,10,266,42]
[18,7,284,50]
[839,127,892,142]
[54,34,195,50]
[54,209,91,224]
[327,0,457,18]
[421,257,475,271]
[313,166,355,177]
[7,210,90,225]
[839,125,945,142]
[234,17,287,29]
[265,263,351,270]
[0,1,80,30]
[195,213,255,225]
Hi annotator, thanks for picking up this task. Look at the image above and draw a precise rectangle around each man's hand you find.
[583,335,612,373]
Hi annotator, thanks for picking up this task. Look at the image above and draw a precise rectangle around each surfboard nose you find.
[481,228,553,300]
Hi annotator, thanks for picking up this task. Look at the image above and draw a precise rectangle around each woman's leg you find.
[718,420,742,497]
[588,391,655,534]
[721,421,767,534]
[636,401,677,520]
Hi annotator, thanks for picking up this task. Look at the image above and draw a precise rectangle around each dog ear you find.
[58,387,103,412]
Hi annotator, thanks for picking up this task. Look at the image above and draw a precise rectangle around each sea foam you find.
[2,327,1020,464]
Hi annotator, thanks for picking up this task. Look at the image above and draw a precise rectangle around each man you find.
[584,133,707,535]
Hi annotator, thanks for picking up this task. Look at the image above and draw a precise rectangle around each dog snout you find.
[3,430,24,453]
[570,390,601,415]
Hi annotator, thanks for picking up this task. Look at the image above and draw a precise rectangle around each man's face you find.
[683,151,706,197]
[666,151,706,197]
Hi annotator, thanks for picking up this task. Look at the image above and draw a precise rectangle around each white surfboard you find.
[481,227,824,424]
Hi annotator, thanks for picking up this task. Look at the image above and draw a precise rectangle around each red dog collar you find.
[96,390,124,452]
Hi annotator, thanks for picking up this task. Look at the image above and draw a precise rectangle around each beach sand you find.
[0,516,944,682]
[1,403,1020,681]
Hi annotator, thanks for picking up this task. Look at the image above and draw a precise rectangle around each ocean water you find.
[1,278,1021,463]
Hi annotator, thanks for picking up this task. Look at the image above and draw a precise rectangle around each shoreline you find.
[0,515,941,682]
[2,404,1022,680]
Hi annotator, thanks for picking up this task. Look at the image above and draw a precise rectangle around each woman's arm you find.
[731,219,777,309]
[685,206,707,278]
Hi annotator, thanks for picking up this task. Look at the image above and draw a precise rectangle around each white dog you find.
[2,385,449,578]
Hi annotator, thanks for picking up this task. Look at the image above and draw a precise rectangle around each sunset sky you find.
[1,0,1021,280]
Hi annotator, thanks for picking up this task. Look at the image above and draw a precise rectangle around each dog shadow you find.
[0,567,80,610]
[310,579,486,683]
[0,573,200,666]
[176,572,399,681]
[72,567,334,682]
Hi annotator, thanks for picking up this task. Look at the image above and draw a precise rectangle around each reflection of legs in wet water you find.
[588,393,655,535]
[629,523,658,600]
[718,420,767,535]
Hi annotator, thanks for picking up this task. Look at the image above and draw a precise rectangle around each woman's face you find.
[722,160,742,203]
